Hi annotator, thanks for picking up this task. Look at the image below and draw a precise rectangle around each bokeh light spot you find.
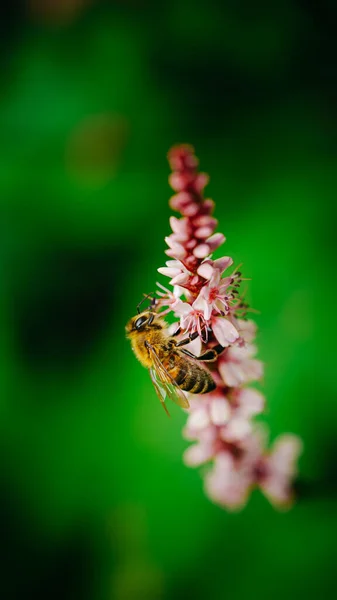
[66,112,129,189]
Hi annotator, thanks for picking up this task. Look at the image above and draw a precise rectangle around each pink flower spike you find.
[142,143,304,512]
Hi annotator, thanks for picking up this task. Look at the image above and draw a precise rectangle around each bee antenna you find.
[136,292,155,314]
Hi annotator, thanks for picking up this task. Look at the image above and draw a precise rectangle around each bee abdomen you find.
[166,357,216,395]
[173,365,215,394]
[184,371,216,394]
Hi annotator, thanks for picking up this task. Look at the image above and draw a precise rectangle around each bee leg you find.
[196,344,227,360]
[211,344,226,357]
[175,331,199,347]
[172,326,182,337]
[180,348,217,361]
[180,344,226,362]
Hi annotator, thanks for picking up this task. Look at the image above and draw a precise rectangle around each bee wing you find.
[149,367,172,417]
[146,343,190,413]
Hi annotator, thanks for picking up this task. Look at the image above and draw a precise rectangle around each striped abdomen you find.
[166,353,216,394]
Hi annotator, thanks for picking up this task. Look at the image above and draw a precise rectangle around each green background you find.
[1,1,336,599]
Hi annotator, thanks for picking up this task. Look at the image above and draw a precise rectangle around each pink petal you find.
[210,397,231,425]
[204,457,251,510]
[169,232,188,244]
[218,361,245,387]
[208,270,221,288]
[186,407,210,430]
[239,427,267,468]
[165,235,178,249]
[206,233,225,251]
[195,226,214,239]
[171,298,192,317]
[166,259,184,268]
[193,244,210,258]
[168,145,198,170]
[221,417,252,442]
[185,238,197,250]
[182,335,202,357]
[243,359,264,381]
[258,434,302,508]
[184,422,218,444]
[183,442,214,467]
[169,216,188,235]
[157,266,182,278]
[202,199,215,213]
[194,172,209,193]
[173,285,185,299]
[218,276,233,291]
[236,388,265,418]
[169,172,191,192]
[228,343,257,361]
[197,262,215,280]
[213,256,233,273]
[192,215,218,229]
[169,192,193,211]
[212,317,239,347]
[165,247,187,259]
[260,476,293,507]
[214,451,234,471]
[182,202,199,217]
[237,319,257,343]
[193,292,212,321]
[268,435,303,476]
[170,272,190,286]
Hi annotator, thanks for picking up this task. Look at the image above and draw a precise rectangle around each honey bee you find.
[126,304,221,416]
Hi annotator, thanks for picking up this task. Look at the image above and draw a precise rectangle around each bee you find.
[126,300,222,416]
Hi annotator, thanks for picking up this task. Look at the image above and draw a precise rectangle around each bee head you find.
[125,311,157,335]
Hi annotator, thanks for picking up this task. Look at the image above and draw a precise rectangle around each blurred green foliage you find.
[1,1,336,599]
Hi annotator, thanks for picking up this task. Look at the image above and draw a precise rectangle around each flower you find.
[218,343,264,387]
[255,434,303,508]
[183,388,265,448]
[204,451,252,510]
[193,270,236,318]
[153,143,302,511]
